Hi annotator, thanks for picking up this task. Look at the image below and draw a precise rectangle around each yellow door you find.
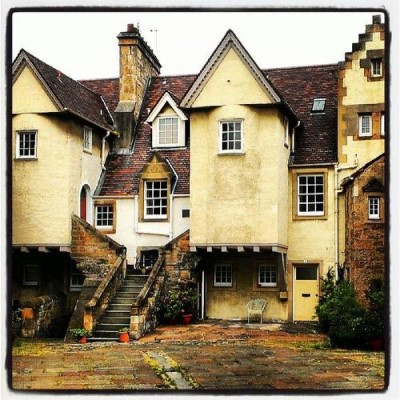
[294,265,319,321]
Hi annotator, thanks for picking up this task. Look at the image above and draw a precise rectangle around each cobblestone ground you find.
[10,322,386,392]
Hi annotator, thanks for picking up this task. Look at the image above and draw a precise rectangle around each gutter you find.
[101,131,111,170]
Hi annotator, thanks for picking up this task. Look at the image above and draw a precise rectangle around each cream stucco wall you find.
[189,48,289,246]
[287,168,336,276]
[12,65,106,246]
[190,105,289,246]
[193,48,273,108]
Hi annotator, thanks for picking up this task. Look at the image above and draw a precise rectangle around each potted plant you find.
[180,282,198,325]
[119,327,130,343]
[69,328,91,344]
[161,281,198,325]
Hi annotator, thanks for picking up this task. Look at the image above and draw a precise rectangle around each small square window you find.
[214,265,232,287]
[23,264,41,286]
[258,265,277,287]
[359,114,372,137]
[17,130,37,159]
[95,204,114,228]
[220,120,243,153]
[371,58,383,77]
[311,98,326,113]
[182,209,190,218]
[368,197,380,220]
[70,265,84,291]
[83,126,92,152]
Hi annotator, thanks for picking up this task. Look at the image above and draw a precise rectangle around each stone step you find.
[100,315,130,324]
[108,304,132,311]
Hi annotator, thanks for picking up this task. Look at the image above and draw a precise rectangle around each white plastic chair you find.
[247,299,267,323]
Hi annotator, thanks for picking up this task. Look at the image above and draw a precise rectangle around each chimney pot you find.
[127,23,134,32]
[372,15,381,25]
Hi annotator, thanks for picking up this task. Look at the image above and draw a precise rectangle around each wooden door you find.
[293,265,319,321]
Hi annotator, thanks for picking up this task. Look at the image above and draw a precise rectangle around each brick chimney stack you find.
[115,24,161,150]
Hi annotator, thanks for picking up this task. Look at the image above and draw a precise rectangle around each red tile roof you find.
[265,64,338,165]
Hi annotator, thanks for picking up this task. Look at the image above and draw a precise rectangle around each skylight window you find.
[311,98,326,113]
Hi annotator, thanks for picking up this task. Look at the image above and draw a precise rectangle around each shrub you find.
[316,270,367,349]
[363,282,385,340]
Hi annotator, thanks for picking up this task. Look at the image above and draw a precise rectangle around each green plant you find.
[316,272,367,348]
[119,327,130,333]
[363,283,385,340]
[160,281,198,322]
[69,328,91,339]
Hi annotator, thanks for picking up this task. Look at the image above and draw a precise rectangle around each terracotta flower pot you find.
[79,336,87,344]
[182,314,192,325]
[120,332,130,343]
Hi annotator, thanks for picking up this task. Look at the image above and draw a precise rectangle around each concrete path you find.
[10,321,386,392]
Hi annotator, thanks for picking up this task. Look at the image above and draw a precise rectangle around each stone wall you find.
[344,155,385,304]
[67,215,126,338]
[21,293,67,338]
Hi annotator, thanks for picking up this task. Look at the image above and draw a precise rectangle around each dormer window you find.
[371,58,383,77]
[311,98,326,113]
[146,92,188,148]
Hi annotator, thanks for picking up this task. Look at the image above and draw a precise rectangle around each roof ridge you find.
[263,63,338,73]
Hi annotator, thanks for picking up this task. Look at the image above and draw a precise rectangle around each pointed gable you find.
[180,30,281,108]
[12,50,115,130]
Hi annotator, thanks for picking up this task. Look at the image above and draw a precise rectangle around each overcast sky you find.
[11,10,383,80]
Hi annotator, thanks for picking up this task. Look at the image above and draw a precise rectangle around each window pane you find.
[296,266,318,280]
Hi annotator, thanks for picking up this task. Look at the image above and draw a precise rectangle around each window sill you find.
[95,227,116,234]
[15,157,38,161]
[252,285,279,292]
[218,152,245,156]
[83,149,92,155]
[142,218,169,223]
[293,214,327,221]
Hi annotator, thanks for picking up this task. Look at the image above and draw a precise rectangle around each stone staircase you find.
[89,271,149,342]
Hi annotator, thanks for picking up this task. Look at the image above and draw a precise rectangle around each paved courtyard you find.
[10,321,386,392]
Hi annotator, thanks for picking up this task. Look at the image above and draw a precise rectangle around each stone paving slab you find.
[9,322,386,392]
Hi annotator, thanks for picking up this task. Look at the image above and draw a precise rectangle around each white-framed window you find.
[158,116,179,145]
[220,120,243,153]
[83,126,92,152]
[368,197,380,220]
[16,130,37,159]
[95,204,114,228]
[23,264,41,286]
[359,114,372,137]
[144,180,168,219]
[298,174,325,216]
[70,265,85,291]
[381,113,385,136]
[214,265,233,287]
[371,58,383,77]
[311,98,326,113]
[258,265,277,287]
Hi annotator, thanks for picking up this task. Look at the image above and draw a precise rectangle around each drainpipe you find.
[334,154,359,278]
[291,120,301,153]
[101,131,111,170]
[201,270,205,320]
[165,158,178,241]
